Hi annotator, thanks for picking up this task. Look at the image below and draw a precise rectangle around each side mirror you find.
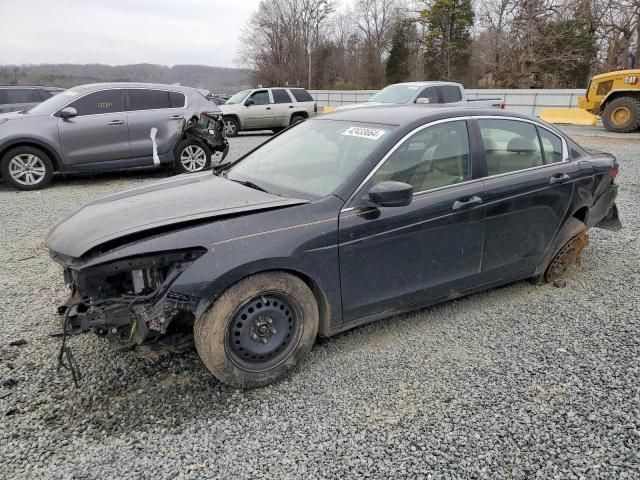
[416,98,430,104]
[244,98,254,107]
[363,181,413,208]
[58,107,78,119]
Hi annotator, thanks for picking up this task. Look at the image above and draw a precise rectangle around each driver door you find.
[58,89,131,166]
[244,90,275,128]
[338,119,487,322]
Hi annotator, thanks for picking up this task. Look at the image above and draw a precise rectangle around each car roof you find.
[316,104,539,127]
[386,81,462,87]
[70,82,199,93]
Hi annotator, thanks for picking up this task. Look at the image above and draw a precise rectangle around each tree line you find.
[239,0,640,89]
[0,64,254,94]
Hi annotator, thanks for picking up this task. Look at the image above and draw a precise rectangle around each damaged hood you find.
[46,173,307,258]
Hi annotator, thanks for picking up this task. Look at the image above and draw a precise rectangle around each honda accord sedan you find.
[46,106,621,388]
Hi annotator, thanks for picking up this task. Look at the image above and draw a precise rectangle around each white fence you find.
[309,89,585,116]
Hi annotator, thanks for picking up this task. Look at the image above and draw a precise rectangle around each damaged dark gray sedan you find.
[46,106,621,388]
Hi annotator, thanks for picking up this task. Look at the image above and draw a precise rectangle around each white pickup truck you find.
[337,81,504,110]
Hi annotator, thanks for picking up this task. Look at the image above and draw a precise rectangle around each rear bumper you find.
[593,184,622,231]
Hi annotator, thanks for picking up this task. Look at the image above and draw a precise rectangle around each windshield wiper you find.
[228,178,269,193]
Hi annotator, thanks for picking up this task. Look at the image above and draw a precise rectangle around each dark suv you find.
[0,85,65,113]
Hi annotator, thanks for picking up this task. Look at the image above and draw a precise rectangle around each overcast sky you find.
[0,0,261,68]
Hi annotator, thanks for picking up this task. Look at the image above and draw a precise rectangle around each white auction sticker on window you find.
[342,126,386,140]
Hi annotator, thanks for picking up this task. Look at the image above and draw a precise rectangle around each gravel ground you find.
[0,131,638,479]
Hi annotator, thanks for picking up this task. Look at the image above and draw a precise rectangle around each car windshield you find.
[227,119,395,198]
[28,89,79,114]
[226,89,251,104]
[369,84,423,104]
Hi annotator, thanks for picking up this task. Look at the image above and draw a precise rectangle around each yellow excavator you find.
[578,69,640,133]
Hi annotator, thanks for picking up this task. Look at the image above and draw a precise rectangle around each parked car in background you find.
[219,87,317,136]
[0,82,227,190]
[47,106,620,388]
[0,85,65,113]
[336,82,504,110]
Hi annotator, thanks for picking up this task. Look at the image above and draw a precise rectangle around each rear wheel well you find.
[0,142,60,172]
[291,111,308,120]
[572,206,589,224]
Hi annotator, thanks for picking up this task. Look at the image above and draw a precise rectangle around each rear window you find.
[169,91,186,108]
[5,89,41,104]
[439,85,462,103]
[289,88,313,102]
[272,89,293,104]
[128,89,171,111]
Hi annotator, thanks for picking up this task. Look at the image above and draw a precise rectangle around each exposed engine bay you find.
[58,249,207,372]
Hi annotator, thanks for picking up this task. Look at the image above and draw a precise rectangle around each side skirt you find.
[328,270,534,336]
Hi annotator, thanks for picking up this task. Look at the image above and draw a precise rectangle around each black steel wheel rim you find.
[227,292,303,372]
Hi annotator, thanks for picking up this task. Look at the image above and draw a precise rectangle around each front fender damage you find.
[57,249,206,367]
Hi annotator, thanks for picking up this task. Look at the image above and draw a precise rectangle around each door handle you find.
[108,120,124,125]
[549,173,570,185]
[289,105,294,108]
[170,115,183,120]
[266,107,271,110]
[452,195,483,211]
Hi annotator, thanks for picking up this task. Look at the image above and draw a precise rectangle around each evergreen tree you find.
[420,0,474,81]
[386,21,411,83]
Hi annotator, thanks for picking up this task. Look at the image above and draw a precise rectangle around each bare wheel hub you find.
[545,232,589,282]
[227,293,301,369]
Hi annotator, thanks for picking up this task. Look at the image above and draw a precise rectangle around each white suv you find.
[219,87,317,136]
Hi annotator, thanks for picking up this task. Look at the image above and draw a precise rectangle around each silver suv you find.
[0,83,225,190]
[219,87,317,136]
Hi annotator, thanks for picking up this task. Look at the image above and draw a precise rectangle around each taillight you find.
[499,101,506,109]
[609,163,619,179]
[314,103,317,114]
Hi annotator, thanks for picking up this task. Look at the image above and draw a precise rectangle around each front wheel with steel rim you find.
[1,146,54,191]
[194,272,319,388]
[174,139,212,174]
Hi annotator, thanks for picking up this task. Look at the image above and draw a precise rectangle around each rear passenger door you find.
[476,117,578,279]
[126,89,186,161]
[439,85,463,104]
[270,89,294,126]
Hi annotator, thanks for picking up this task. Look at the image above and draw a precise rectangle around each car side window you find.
[478,119,544,175]
[371,120,471,193]
[415,87,438,104]
[537,127,563,163]
[128,89,171,111]
[6,89,41,104]
[272,89,293,104]
[440,86,462,103]
[66,89,125,116]
[289,88,314,102]
[169,91,186,108]
[250,90,271,105]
